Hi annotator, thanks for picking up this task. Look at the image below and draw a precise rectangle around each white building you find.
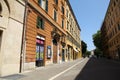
[0,0,25,76]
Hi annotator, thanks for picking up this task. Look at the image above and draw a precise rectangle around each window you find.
[118,24,120,30]
[54,0,58,5]
[45,0,48,12]
[54,10,57,21]
[67,21,69,29]
[66,9,68,17]
[61,6,64,14]
[114,1,116,6]
[62,19,64,28]
[37,16,44,29]
[38,0,48,12]
[38,0,42,6]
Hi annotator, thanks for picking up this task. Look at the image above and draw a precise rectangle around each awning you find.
[73,48,78,52]
[36,36,45,40]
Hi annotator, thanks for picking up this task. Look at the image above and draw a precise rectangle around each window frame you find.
[61,6,64,14]
[62,19,64,29]
[54,0,58,5]
[53,9,57,22]
[37,16,44,30]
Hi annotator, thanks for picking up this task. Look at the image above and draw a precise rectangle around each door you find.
[53,44,57,63]
[36,39,44,67]
[62,49,65,61]
[118,47,120,60]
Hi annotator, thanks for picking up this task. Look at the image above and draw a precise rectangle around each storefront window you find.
[36,37,45,67]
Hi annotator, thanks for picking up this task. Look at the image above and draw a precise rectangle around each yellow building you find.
[64,0,82,61]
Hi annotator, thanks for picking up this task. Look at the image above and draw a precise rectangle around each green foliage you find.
[81,40,87,54]
[92,30,102,50]
[85,51,91,57]
[94,48,103,57]
[92,30,103,58]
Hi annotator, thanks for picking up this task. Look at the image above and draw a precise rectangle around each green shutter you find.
[41,19,44,29]
[37,16,44,30]
[37,16,39,28]
[46,0,48,12]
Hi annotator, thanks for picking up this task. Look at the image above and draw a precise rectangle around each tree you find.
[92,30,102,50]
[94,48,103,58]
[81,40,87,57]
[85,51,91,57]
[92,30,103,57]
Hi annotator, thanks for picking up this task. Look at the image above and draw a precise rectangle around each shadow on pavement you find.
[75,57,120,80]
[0,74,26,80]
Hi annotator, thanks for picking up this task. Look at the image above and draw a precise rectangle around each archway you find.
[52,38,58,63]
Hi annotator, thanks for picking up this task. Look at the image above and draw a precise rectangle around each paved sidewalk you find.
[0,58,86,80]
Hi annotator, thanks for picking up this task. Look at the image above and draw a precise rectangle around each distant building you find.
[101,0,120,59]
[0,0,25,76]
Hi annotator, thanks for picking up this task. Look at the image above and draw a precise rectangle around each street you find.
[0,57,120,80]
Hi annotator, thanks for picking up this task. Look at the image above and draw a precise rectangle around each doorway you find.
[62,49,65,61]
[36,38,44,67]
[53,39,57,63]
[118,47,120,60]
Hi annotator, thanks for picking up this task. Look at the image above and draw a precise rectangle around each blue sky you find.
[69,0,110,51]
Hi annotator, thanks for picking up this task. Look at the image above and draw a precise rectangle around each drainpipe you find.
[19,0,28,73]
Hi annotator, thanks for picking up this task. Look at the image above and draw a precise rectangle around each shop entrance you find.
[53,39,57,63]
[36,38,44,67]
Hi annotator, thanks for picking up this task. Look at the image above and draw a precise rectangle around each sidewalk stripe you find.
[49,59,85,80]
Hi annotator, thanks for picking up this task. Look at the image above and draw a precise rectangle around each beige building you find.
[65,1,82,61]
[0,0,25,76]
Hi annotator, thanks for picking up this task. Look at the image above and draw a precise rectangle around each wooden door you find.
[53,44,57,63]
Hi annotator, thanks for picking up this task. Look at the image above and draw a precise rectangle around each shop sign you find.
[36,39,44,44]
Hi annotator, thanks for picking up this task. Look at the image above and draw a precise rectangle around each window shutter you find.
[42,19,44,29]
[37,16,39,28]
[46,0,48,12]
[38,0,41,6]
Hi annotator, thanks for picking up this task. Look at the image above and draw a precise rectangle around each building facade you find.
[65,1,81,61]
[23,0,67,70]
[23,0,81,70]
[101,0,120,60]
[0,0,25,76]
[0,0,81,76]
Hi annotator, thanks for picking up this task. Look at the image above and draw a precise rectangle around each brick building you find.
[23,0,81,71]
[101,0,120,59]
[0,0,81,76]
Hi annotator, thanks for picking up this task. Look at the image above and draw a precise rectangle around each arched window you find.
[0,3,2,14]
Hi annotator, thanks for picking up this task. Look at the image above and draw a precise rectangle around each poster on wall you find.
[47,46,51,59]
